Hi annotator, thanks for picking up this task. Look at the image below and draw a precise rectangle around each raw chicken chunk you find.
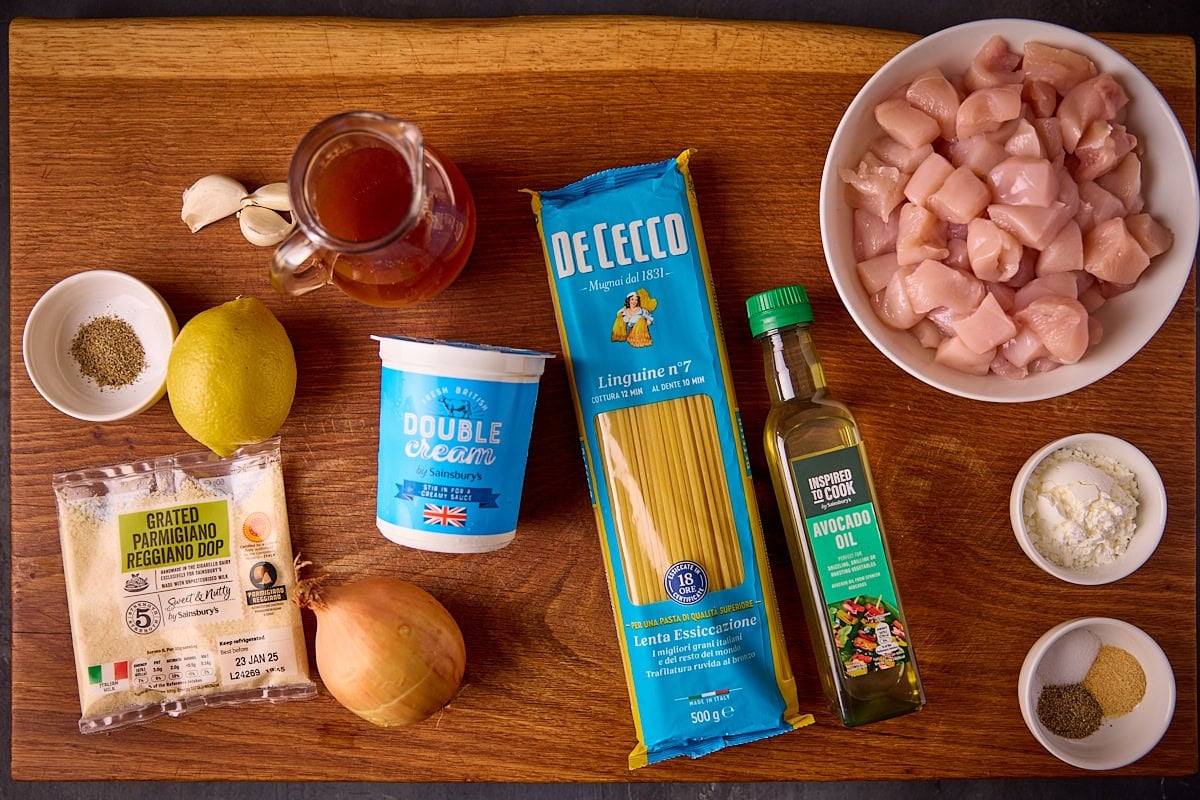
[896,202,951,265]
[906,68,961,139]
[1075,180,1126,233]
[1021,41,1098,94]
[947,135,1012,178]
[875,98,941,149]
[1083,216,1152,284]
[1033,117,1065,162]
[1001,326,1050,368]
[988,156,1060,206]
[1125,213,1174,258]
[935,335,995,375]
[1057,73,1129,153]
[963,35,1023,92]
[953,293,1018,354]
[1035,220,1085,275]
[945,236,971,271]
[988,202,1073,250]
[1023,81,1059,119]
[904,152,955,207]
[1014,295,1090,364]
[957,85,1023,139]
[857,251,903,294]
[1073,121,1136,182]
[1004,118,1047,159]
[871,136,934,173]
[841,159,907,222]
[1013,272,1079,310]
[853,207,901,260]
[911,318,945,348]
[1094,152,1144,214]
[873,264,923,329]
[903,259,986,314]
[967,217,1023,282]
[929,166,992,224]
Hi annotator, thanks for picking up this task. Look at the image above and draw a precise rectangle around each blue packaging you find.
[374,335,553,553]
[527,151,811,768]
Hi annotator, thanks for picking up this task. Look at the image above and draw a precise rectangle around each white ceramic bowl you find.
[819,18,1199,402]
[1018,617,1175,770]
[23,270,178,422]
[1009,433,1166,584]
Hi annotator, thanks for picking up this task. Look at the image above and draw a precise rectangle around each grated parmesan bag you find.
[51,437,315,733]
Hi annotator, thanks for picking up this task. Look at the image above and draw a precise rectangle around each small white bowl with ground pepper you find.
[1009,433,1167,585]
[23,270,178,422]
[1018,616,1175,770]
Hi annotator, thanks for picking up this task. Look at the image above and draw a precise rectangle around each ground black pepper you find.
[69,315,146,389]
[1036,683,1104,739]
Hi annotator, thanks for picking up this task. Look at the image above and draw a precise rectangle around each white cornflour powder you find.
[52,438,314,733]
[1022,445,1140,569]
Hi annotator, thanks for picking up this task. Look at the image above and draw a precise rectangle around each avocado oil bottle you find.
[746,284,924,726]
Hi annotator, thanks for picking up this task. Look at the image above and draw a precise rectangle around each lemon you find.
[167,297,297,457]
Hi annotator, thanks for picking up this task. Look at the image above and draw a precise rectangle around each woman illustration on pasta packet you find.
[611,288,657,347]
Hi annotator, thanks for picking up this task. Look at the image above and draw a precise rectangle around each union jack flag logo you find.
[423,504,468,527]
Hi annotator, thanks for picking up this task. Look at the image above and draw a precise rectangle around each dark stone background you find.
[2,2,1196,798]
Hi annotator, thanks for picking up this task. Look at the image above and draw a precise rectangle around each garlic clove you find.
[238,204,295,246]
[181,174,249,232]
[243,182,292,212]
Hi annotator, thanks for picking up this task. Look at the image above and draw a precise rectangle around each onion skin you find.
[296,576,466,727]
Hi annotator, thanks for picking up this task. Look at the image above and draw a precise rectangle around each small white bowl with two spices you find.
[1018,616,1175,771]
[1010,433,1172,769]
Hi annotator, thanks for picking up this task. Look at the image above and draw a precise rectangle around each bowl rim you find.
[1017,616,1176,770]
[1008,432,1166,585]
[22,269,177,422]
[819,17,1200,403]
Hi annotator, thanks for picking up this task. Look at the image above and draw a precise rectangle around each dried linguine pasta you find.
[527,151,812,769]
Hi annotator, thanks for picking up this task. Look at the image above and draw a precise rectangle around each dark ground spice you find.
[1036,683,1104,739]
[69,314,146,389]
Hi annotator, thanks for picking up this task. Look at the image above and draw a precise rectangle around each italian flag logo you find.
[88,660,129,693]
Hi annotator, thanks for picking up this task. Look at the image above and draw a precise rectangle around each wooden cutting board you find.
[8,16,1196,782]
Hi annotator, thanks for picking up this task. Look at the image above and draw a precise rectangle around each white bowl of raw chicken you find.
[820,19,1198,402]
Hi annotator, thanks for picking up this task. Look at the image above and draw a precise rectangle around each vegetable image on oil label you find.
[791,443,911,679]
[830,596,910,677]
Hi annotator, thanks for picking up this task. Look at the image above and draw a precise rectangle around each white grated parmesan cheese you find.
[1022,445,1140,569]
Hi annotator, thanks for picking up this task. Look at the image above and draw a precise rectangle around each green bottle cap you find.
[746,284,814,337]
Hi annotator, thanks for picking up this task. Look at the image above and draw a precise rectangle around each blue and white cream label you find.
[377,369,540,539]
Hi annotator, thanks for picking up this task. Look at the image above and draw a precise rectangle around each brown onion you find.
[295,572,466,727]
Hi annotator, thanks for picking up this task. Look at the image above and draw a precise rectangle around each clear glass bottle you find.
[746,284,924,727]
[271,111,476,308]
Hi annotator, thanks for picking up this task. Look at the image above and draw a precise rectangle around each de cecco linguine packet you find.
[526,151,812,768]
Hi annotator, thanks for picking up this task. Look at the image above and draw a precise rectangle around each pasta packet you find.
[527,151,812,768]
[51,437,315,733]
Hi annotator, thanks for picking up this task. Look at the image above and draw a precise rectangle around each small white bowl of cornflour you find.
[1010,433,1166,585]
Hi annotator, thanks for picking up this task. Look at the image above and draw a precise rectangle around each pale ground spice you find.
[69,314,146,388]
[1084,645,1147,717]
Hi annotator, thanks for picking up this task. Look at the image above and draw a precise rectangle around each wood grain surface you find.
[7,16,1196,782]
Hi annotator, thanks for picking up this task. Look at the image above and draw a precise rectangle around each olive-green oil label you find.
[119,500,230,572]
[790,444,911,678]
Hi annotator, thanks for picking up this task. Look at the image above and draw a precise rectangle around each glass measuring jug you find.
[271,111,477,307]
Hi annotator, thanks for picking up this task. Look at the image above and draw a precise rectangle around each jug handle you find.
[271,227,330,296]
